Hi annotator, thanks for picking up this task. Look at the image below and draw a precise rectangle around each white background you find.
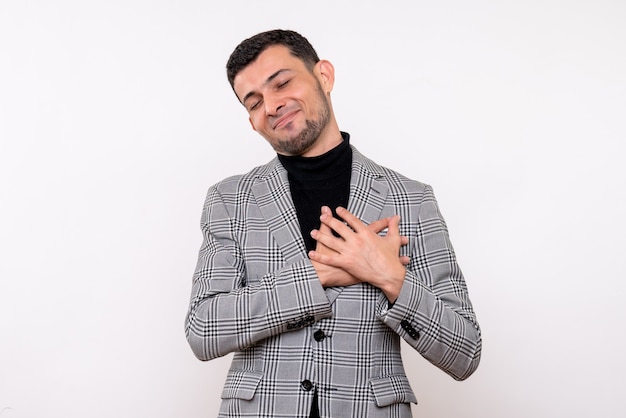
[1,1,625,417]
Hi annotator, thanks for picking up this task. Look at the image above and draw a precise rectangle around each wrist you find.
[382,265,406,303]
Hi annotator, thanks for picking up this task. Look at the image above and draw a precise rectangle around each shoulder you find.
[210,157,283,194]
[200,157,286,213]
[351,146,432,196]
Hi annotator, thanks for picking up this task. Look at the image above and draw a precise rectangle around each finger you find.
[335,206,367,233]
[320,211,355,238]
[400,255,410,265]
[386,215,401,238]
[367,217,391,233]
[316,206,334,237]
[318,218,333,235]
[320,205,332,216]
[310,227,342,253]
[308,248,340,267]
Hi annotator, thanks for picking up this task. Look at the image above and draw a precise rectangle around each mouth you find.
[272,110,299,130]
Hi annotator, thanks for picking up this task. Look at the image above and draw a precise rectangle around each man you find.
[185,29,481,418]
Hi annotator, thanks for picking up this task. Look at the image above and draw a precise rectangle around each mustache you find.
[271,107,299,129]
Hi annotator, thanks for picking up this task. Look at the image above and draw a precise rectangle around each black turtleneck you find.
[277,132,352,252]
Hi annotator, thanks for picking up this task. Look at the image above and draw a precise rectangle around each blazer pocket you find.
[369,375,418,407]
[220,369,264,400]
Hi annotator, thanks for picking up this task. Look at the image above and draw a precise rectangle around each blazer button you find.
[401,319,420,340]
[313,329,326,342]
[301,380,314,391]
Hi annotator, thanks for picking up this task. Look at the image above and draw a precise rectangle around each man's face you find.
[233,45,332,156]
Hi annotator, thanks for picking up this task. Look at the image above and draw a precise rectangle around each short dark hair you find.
[226,29,320,89]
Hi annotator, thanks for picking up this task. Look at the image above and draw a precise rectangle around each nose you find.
[264,93,284,116]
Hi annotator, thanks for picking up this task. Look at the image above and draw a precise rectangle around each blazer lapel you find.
[251,160,307,264]
[348,148,390,225]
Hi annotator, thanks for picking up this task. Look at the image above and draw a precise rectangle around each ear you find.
[315,59,335,94]
[248,117,257,132]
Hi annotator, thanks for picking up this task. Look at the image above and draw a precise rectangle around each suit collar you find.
[250,145,391,252]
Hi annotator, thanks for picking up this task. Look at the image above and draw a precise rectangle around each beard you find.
[272,85,331,156]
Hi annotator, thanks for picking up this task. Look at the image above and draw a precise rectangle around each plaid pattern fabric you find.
[185,146,481,417]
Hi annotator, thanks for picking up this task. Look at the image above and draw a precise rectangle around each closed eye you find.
[249,99,262,111]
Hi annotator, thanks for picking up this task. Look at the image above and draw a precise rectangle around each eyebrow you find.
[241,69,290,105]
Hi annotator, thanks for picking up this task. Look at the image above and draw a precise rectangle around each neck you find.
[299,118,342,157]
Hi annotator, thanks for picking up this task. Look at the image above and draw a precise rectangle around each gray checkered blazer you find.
[186,146,481,417]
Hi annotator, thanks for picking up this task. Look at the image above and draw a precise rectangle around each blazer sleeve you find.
[185,186,333,361]
[377,185,482,381]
